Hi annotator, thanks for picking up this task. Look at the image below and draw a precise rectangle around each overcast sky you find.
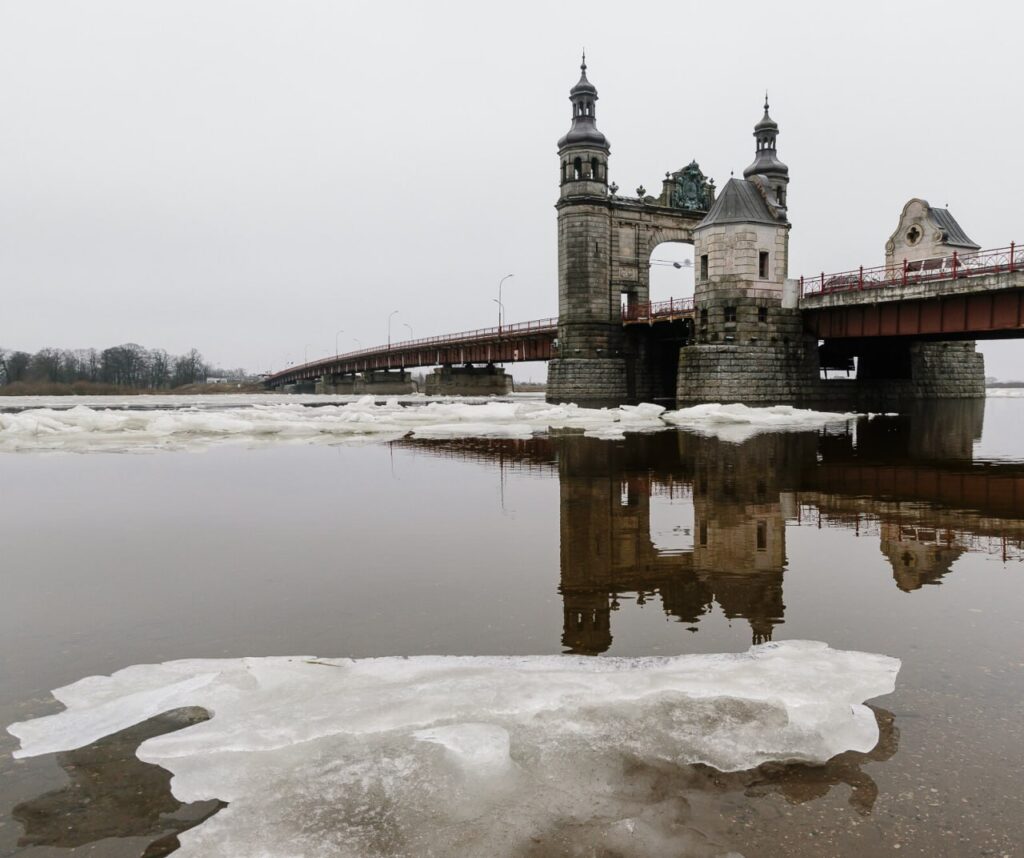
[2,0,1022,378]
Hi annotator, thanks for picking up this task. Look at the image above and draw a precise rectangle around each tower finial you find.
[581,49,586,72]
[764,90,769,113]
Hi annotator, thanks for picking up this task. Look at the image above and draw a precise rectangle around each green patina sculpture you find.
[669,161,715,211]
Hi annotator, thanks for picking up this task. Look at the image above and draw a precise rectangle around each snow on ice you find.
[0,396,860,451]
[8,641,899,858]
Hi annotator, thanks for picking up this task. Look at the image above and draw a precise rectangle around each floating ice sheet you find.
[8,641,898,858]
[663,403,860,443]
[0,396,860,452]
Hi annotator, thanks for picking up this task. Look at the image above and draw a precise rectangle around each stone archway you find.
[609,211,699,320]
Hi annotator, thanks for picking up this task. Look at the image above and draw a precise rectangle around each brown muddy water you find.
[1,397,1022,857]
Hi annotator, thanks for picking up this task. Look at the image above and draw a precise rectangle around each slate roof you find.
[928,207,980,250]
[696,178,778,228]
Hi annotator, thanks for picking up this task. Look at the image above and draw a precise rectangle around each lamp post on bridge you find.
[403,322,413,341]
[497,273,514,335]
[387,310,399,356]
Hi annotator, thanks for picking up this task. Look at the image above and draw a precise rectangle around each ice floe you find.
[664,403,860,443]
[8,641,899,858]
[0,396,861,452]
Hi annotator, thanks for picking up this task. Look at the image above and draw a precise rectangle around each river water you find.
[1,395,1022,857]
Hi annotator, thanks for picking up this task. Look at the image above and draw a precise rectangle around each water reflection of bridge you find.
[399,401,1024,653]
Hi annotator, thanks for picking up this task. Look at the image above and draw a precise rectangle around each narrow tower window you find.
[591,158,599,180]
[759,251,769,279]
[573,157,582,180]
[700,254,709,281]
[724,306,737,323]
[758,306,768,323]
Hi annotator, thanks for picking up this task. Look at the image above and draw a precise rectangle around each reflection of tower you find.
[557,435,710,654]
[689,434,808,643]
[880,522,963,591]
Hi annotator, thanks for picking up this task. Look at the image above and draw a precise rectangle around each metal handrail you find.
[623,296,696,322]
[273,317,558,377]
[800,242,1021,297]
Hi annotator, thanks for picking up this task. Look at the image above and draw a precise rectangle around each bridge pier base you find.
[360,370,416,395]
[818,340,985,407]
[315,370,416,395]
[546,358,630,407]
[424,364,512,396]
[676,308,822,405]
[283,381,317,394]
[317,374,357,394]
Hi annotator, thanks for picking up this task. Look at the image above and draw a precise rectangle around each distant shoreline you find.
[0,381,268,396]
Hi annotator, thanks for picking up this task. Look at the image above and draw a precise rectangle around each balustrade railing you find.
[277,317,558,376]
[623,296,696,323]
[800,242,1021,297]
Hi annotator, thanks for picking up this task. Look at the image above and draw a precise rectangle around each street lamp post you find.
[497,273,514,334]
[387,310,399,351]
[403,323,413,341]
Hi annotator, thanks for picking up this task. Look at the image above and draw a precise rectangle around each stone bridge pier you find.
[317,370,415,395]
[424,364,512,396]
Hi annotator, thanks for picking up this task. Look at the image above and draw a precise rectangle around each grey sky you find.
[1,0,1021,378]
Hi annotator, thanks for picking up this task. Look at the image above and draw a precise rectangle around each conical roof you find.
[696,178,777,228]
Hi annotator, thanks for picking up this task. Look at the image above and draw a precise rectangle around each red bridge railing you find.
[272,317,558,380]
[801,242,1021,297]
[623,296,696,323]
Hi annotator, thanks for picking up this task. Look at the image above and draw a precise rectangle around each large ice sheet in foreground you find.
[0,397,858,451]
[9,641,898,858]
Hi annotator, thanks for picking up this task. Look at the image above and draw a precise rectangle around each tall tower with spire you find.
[743,94,789,220]
[557,53,610,198]
[548,55,628,405]
[680,97,818,404]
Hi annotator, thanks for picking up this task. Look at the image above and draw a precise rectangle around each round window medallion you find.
[906,225,922,245]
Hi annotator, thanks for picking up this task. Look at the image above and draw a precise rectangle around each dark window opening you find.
[699,521,708,546]
[759,251,769,279]
[591,157,599,181]
[758,306,768,323]
[700,254,709,281]
[756,520,767,550]
[699,308,708,328]
[573,157,582,180]
[724,306,737,323]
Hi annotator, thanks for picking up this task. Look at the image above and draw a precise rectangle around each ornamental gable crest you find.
[667,161,715,212]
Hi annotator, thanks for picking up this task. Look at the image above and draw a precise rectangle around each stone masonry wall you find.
[548,358,629,405]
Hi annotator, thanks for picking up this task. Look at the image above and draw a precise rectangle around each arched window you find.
[573,157,582,180]
[591,157,599,181]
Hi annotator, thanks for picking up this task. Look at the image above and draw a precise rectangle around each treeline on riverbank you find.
[0,343,237,395]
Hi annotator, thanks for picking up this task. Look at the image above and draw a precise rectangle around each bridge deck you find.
[268,318,557,387]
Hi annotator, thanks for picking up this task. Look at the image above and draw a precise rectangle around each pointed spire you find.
[764,90,769,113]
[558,54,608,153]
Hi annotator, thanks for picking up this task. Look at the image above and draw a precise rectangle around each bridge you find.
[268,61,1024,405]
[266,241,1024,398]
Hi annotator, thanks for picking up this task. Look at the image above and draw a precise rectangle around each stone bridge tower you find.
[547,58,711,405]
[678,99,821,403]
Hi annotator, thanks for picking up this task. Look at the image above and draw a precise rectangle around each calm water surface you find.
[1,397,1022,857]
